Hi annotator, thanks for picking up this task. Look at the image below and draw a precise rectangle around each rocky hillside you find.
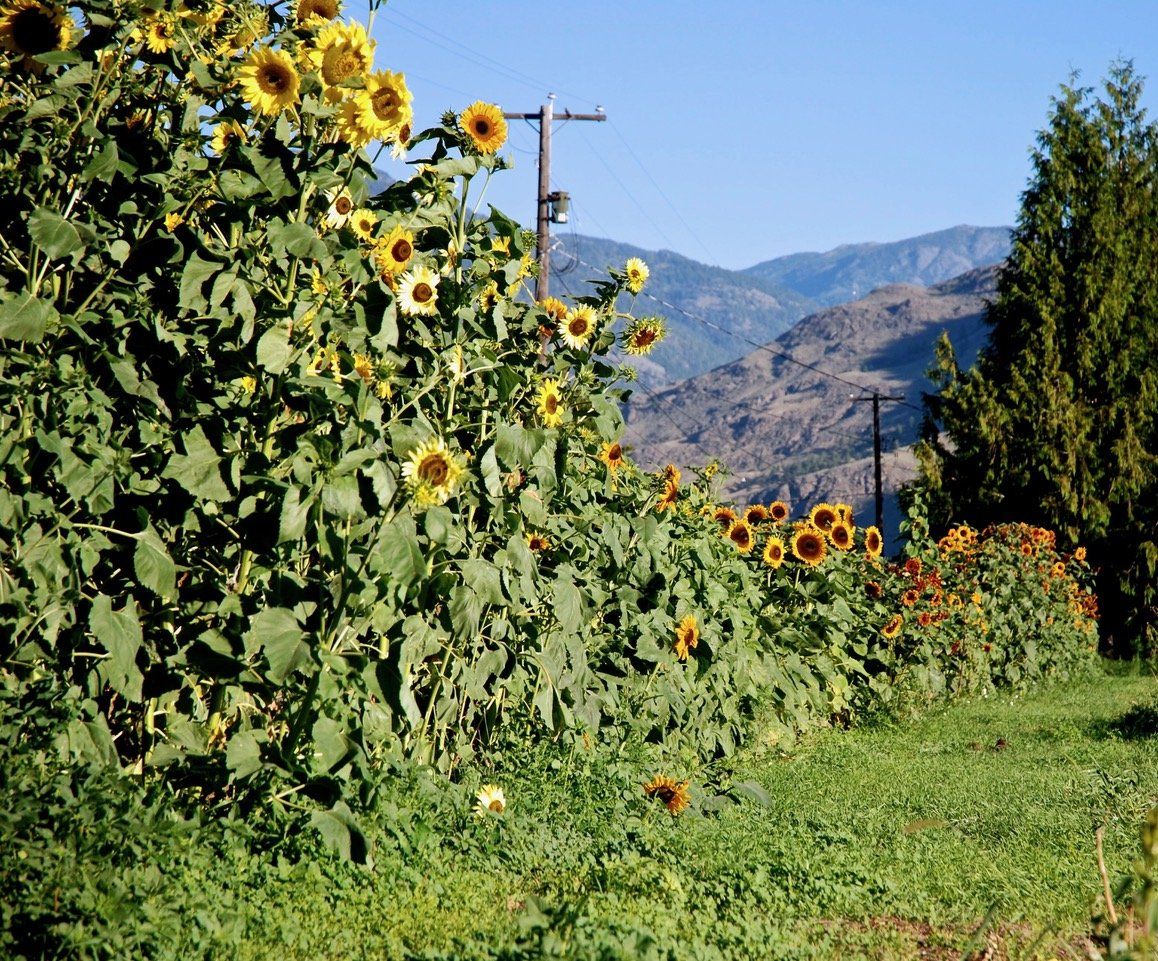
[622,266,1000,543]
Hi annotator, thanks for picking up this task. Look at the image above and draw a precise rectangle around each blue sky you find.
[370,1,1158,269]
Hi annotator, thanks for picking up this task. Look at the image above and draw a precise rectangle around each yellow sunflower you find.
[712,506,737,531]
[349,207,377,241]
[536,378,564,428]
[334,97,374,148]
[401,437,465,507]
[881,614,903,639]
[624,257,649,294]
[727,519,755,553]
[791,526,827,566]
[0,0,73,62]
[208,119,247,154]
[323,188,354,229]
[354,70,412,141]
[374,224,415,276]
[397,265,440,316]
[525,532,550,553]
[310,20,373,100]
[863,525,883,558]
[599,441,625,472]
[141,14,176,54]
[768,500,790,523]
[835,502,854,525]
[352,353,374,383]
[829,520,854,551]
[656,480,679,513]
[538,296,568,328]
[763,536,785,569]
[662,464,681,486]
[561,305,597,349]
[621,316,666,356]
[475,784,506,815]
[460,100,507,153]
[238,47,300,116]
[295,0,338,27]
[643,775,690,816]
[809,502,838,534]
[744,504,769,524]
[673,614,699,661]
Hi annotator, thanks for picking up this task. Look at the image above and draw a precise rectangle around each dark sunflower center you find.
[372,89,399,117]
[608,444,621,461]
[335,196,352,214]
[834,528,850,547]
[413,282,432,303]
[731,527,750,548]
[473,118,491,137]
[569,318,588,337]
[770,545,782,559]
[13,8,60,54]
[545,395,557,414]
[814,511,835,531]
[634,329,657,347]
[260,64,291,93]
[391,239,412,262]
[418,453,448,485]
[801,536,821,558]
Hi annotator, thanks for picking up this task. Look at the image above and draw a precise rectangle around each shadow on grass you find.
[1098,701,1158,741]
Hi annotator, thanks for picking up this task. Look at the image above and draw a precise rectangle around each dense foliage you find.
[914,62,1158,657]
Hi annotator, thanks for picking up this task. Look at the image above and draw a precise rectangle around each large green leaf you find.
[28,207,91,259]
[89,594,144,700]
[163,425,230,501]
[133,526,176,599]
[245,607,310,683]
[0,291,58,342]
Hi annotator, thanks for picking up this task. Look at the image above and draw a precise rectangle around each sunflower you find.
[352,353,374,383]
[538,296,567,328]
[599,441,625,472]
[374,224,414,275]
[460,100,507,153]
[536,378,564,428]
[727,519,754,553]
[209,119,247,154]
[643,775,689,816]
[354,70,412,140]
[624,257,649,294]
[673,614,699,661]
[238,47,300,116]
[334,97,375,148]
[863,525,883,558]
[744,504,769,525]
[865,580,882,599]
[475,784,506,815]
[791,526,827,566]
[768,500,790,523]
[349,207,377,241]
[561,305,597,349]
[323,188,354,228]
[1074,546,1087,562]
[401,437,465,507]
[0,0,74,62]
[712,506,736,531]
[903,557,922,578]
[310,20,373,99]
[656,480,679,513]
[917,611,933,628]
[662,464,681,486]
[763,536,785,569]
[808,502,838,533]
[621,316,666,356]
[829,520,854,551]
[141,14,176,54]
[882,614,903,638]
[295,0,338,26]
[901,588,919,607]
[397,265,440,316]
[834,502,854,525]
[525,532,550,552]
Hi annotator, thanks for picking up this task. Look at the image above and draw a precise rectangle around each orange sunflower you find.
[791,526,827,566]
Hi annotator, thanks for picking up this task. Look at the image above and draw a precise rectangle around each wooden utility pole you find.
[853,392,906,532]
[503,96,606,302]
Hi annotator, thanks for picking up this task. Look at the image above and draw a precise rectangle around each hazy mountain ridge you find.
[743,225,1011,307]
[622,265,1000,542]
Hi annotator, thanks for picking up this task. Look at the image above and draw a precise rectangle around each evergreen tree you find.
[915,62,1158,656]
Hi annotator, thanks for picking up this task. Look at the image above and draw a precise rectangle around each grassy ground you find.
[225,667,1158,960]
[8,666,1158,960]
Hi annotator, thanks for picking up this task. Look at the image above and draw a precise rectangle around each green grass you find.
[7,666,1158,960]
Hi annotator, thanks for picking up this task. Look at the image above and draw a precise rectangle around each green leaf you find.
[321,472,363,518]
[309,802,369,863]
[0,290,58,342]
[225,728,263,779]
[728,779,772,807]
[163,425,230,501]
[256,320,293,374]
[28,208,89,259]
[133,526,176,599]
[279,485,312,544]
[378,516,424,586]
[179,253,222,311]
[268,221,327,260]
[82,140,120,182]
[552,574,584,634]
[89,594,143,700]
[245,607,309,683]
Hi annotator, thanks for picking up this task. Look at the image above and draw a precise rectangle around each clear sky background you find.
[367,1,1158,270]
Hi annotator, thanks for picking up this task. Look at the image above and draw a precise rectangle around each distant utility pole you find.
[503,95,606,302]
[852,392,906,532]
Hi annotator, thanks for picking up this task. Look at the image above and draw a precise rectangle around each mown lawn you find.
[224,667,1158,960]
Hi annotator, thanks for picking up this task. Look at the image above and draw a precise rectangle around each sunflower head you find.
[809,502,838,533]
[768,500,790,523]
[599,440,625,472]
[901,588,919,607]
[864,525,883,558]
[374,224,415,275]
[460,100,507,153]
[727,519,754,553]
[903,557,922,578]
[349,207,377,241]
[865,580,883,599]
[744,504,769,525]
[525,532,550,553]
[354,70,412,141]
[882,614,903,639]
[324,188,355,228]
[536,379,564,429]
[656,480,679,513]
[624,257,649,294]
[140,14,176,54]
[238,46,300,116]
[791,526,827,566]
[209,119,247,154]
[475,784,506,815]
[295,0,339,26]
[312,20,373,97]
[712,506,736,531]
[621,316,666,356]
[763,536,785,569]
[835,502,854,525]
[397,265,440,316]
[829,520,854,551]
[643,775,690,816]
[562,306,597,349]
[673,614,699,661]
[662,464,681,486]
[402,437,465,507]
[538,296,568,327]
[0,0,74,63]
